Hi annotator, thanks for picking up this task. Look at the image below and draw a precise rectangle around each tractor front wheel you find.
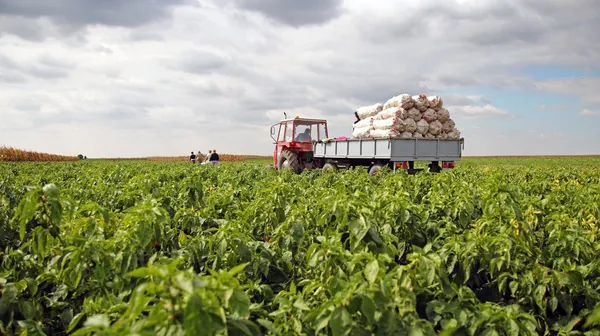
[278,150,302,174]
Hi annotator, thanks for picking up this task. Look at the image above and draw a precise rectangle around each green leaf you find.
[293,298,310,311]
[566,270,584,287]
[330,307,352,336]
[228,289,250,319]
[533,285,546,311]
[185,294,214,336]
[228,263,249,277]
[584,303,600,327]
[67,313,85,333]
[83,314,110,328]
[227,319,261,336]
[549,296,558,313]
[348,216,369,247]
[126,267,151,278]
[257,319,276,333]
[364,260,379,284]
[18,300,35,320]
[137,222,152,248]
[360,296,376,324]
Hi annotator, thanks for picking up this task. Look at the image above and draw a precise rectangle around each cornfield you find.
[0,146,78,162]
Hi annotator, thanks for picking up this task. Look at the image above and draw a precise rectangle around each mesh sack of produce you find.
[422,108,437,122]
[425,133,436,139]
[353,118,373,129]
[375,107,407,120]
[412,94,430,111]
[416,119,429,135]
[412,132,424,138]
[400,131,413,138]
[402,118,417,132]
[427,95,444,108]
[370,128,400,138]
[407,108,422,121]
[447,129,461,139]
[442,119,456,133]
[384,94,415,110]
[373,118,404,131]
[352,126,371,138]
[437,132,449,139]
[436,108,450,123]
[428,120,443,135]
[356,103,383,119]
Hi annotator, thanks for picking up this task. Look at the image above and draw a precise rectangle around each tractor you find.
[269,115,327,173]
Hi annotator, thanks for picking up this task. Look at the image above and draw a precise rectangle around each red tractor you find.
[270,115,328,173]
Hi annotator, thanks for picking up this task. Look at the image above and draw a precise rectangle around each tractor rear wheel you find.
[278,150,302,174]
[322,162,338,173]
[369,164,383,176]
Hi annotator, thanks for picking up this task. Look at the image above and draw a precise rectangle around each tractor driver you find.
[295,128,312,142]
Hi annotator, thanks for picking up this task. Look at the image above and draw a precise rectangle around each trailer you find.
[270,116,464,175]
[312,137,464,174]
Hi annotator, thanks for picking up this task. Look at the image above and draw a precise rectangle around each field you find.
[1,158,600,335]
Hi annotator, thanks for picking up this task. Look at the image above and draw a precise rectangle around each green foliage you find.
[0,159,599,335]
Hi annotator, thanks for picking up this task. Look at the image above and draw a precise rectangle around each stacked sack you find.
[351,94,461,140]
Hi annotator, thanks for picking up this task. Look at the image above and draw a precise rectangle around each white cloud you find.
[0,0,599,157]
[581,109,600,116]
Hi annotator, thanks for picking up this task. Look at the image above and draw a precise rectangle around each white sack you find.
[447,129,461,139]
[402,118,417,132]
[370,129,400,138]
[373,118,402,131]
[375,107,407,120]
[423,108,437,122]
[412,94,430,110]
[400,131,413,139]
[384,94,414,110]
[352,126,371,138]
[416,119,429,135]
[429,120,443,135]
[356,103,383,119]
[437,108,450,123]
[427,95,444,109]
[353,118,373,129]
[425,133,436,139]
[438,132,449,139]
[407,108,422,121]
[442,119,456,133]
[412,132,424,138]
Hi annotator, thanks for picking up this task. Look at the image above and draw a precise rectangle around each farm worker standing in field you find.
[196,150,204,163]
[201,150,212,165]
[208,150,219,166]
[189,151,196,163]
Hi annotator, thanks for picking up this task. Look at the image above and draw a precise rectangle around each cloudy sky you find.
[1,0,599,157]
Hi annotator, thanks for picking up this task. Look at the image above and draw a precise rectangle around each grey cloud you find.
[177,50,229,74]
[0,54,72,80]
[231,0,344,26]
[0,0,193,28]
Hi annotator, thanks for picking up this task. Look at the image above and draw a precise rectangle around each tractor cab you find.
[270,116,328,172]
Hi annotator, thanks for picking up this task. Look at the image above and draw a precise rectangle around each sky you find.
[0,0,599,158]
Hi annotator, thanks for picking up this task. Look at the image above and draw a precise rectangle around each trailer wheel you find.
[369,164,383,176]
[278,150,302,174]
[429,161,441,173]
[322,162,338,173]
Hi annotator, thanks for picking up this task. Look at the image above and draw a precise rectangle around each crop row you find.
[0,161,599,335]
